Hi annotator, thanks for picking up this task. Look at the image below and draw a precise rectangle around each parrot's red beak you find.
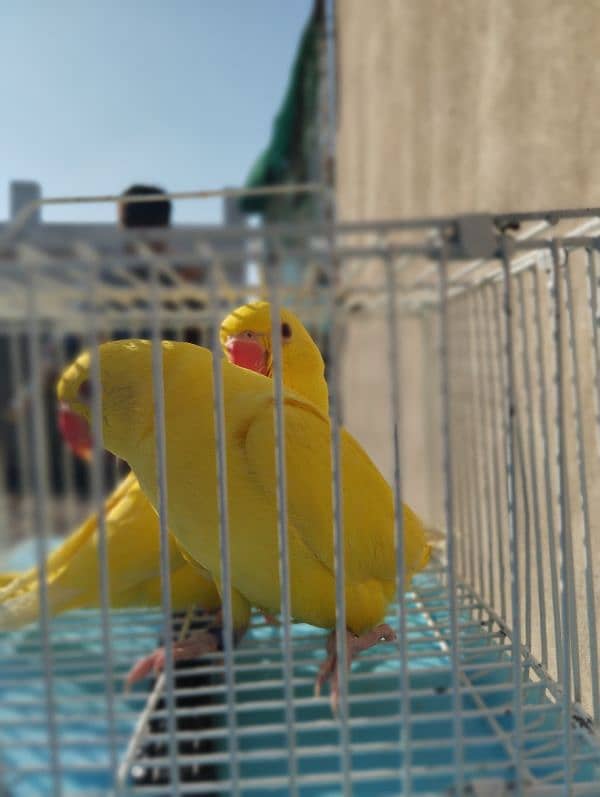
[224,336,268,375]
[57,401,93,461]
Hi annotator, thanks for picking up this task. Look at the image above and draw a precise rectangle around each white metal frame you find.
[0,193,599,796]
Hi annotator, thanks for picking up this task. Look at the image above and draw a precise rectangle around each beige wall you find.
[337,0,600,221]
[336,0,600,718]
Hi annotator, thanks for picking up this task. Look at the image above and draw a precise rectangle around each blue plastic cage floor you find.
[1,566,599,796]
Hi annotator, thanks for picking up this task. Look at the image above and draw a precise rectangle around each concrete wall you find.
[336,0,600,718]
[336,0,600,221]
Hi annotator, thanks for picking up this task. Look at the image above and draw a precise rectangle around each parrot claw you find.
[124,630,220,690]
[124,650,165,689]
[314,624,397,714]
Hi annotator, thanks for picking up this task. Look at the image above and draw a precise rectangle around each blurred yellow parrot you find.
[57,334,431,705]
[0,572,17,588]
[0,472,220,629]
[0,302,327,633]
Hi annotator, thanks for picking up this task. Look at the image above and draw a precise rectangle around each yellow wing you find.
[244,396,430,587]
[0,473,219,629]
[0,572,18,588]
[0,472,137,604]
[113,562,220,612]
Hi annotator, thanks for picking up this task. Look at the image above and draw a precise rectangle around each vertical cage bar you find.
[384,248,411,794]
[85,263,119,785]
[531,262,563,681]
[326,239,352,796]
[437,247,463,794]
[7,328,31,502]
[206,248,240,796]
[25,260,62,797]
[486,283,508,622]
[585,248,600,462]
[451,302,470,583]
[512,278,533,654]
[420,310,439,527]
[472,289,496,609]
[500,239,524,791]
[461,301,475,586]
[464,296,479,593]
[563,428,582,706]
[148,251,180,795]
[549,240,573,790]
[465,294,485,600]
[322,18,346,771]
[563,252,599,718]
[545,251,581,704]
[57,334,78,527]
[516,271,548,668]
[266,244,298,797]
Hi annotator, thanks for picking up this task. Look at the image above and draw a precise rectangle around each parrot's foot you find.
[314,624,397,713]
[125,631,219,689]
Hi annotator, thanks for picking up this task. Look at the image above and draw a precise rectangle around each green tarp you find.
[240,1,323,220]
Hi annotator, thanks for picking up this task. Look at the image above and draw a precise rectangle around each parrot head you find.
[56,340,167,460]
[57,302,328,458]
[220,301,328,410]
[57,349,94,459]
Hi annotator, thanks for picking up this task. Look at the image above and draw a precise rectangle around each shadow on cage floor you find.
[1,566,599,796]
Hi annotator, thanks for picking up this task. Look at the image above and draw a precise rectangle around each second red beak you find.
[57,402,93,461]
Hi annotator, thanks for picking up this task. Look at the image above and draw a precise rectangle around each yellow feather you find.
[220,300,328,410]
[0,302,328,628]
[0,472,220,630]
[0,572,18,589]
[57,339,431,635]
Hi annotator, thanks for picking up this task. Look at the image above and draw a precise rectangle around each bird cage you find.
[0,193,599,797]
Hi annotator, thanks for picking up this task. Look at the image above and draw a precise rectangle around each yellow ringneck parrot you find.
[0,302,328,632]
[0,471,220,629]
[219,300,329,412]
[57,336,431,703]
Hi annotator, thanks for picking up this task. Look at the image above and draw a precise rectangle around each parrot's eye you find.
[281,322,292,339]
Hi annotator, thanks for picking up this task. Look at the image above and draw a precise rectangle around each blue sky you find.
[0,1,312,224]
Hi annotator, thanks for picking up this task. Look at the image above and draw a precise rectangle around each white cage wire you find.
[0,194,599,797]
